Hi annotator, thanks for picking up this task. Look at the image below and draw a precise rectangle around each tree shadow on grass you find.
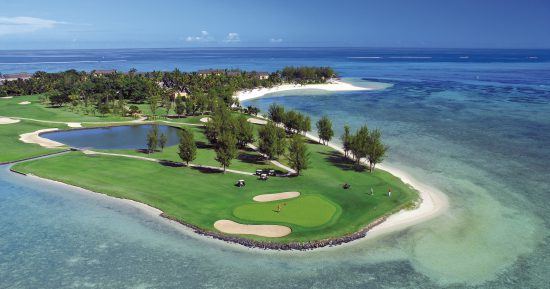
[320,151,367,172]
[196,141,213,149]
[237,151,267,166]
[159,160,184,168]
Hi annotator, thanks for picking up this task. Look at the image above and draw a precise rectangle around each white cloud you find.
[0,16,67,36]
[185,30,214,42]
[224,32,240,43]
[269,38,283,43]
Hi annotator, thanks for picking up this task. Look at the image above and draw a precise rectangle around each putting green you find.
[233,195,339,228]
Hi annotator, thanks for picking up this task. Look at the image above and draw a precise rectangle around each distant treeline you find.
[0,67,336,109]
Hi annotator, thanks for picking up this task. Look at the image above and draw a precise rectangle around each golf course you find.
[0,68,421,249]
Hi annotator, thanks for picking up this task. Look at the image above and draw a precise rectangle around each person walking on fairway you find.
[370,187,374,195]
[388,187,392,197]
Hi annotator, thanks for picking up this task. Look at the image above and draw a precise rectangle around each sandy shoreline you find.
[234,79,371,101]
[232,80,448,240]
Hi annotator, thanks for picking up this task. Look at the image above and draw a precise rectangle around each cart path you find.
[81,150,253,176]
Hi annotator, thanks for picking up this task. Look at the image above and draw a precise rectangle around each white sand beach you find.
[303,130,449,240]
[234,79,370,102]
[19,128,65,148]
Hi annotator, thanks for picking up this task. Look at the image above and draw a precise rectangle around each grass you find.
[98,124,283,173]
[4,97,419,243]
[0,120,66,163]
[233,195,339,227]
[12,141,418,243]
[0,95,130,122]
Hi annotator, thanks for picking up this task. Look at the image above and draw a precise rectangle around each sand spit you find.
[234,79,370,102]
[19,128,65,148]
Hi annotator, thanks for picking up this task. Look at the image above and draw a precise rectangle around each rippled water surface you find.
[1,48,549,288]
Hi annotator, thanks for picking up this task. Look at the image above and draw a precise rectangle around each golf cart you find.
[235,179,246,187]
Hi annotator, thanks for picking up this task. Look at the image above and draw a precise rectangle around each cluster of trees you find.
[266,103,388,173]
[341,125,388,172]
[268,103,311,134]
[0,66,335,118]
[146,125,168,153]
[203,104,255,171]
[281,66,336,84]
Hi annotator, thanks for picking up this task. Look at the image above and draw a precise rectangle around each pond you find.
[41,124,182,150]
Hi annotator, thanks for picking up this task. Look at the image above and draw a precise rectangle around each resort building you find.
[254,72,270,80]
[197,69,223,77]
[93,69,117,76]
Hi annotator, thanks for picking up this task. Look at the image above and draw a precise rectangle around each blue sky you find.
[1,0,549,49]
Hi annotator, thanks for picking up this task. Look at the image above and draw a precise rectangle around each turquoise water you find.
[1,48,549,288]
[42,125,182,149]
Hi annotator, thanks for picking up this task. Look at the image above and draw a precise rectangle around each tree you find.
[148,94,159,119]
[316,115,334,145]
[235,115,254,148]
[258,121,286,159]
[283,110,301,133]
[287,134,310,175]
[163,91,173,116]
[367,129,388,172]
[175,97,186,115]
[215,131,237,172]
[159,133,168,151]
[341,125,351,158]
[178,129,196,165]
[299,115,311,135]
[146,125,159,153]
[48,90,69,107]
[268,103,285,123]
[97,102,110,116]
[349,125,369,169]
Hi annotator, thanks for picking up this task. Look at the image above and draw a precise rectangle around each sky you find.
[0,0,549,50]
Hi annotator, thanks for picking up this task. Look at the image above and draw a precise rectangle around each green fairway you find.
[0,95,130,122]
[233,195,339,227]
[12,139,418,242]
[0,120,66,163]
[99,124,282,173]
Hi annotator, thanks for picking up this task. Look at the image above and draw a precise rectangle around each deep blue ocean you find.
[1,48,549,288]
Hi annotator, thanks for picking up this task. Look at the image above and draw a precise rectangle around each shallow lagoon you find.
[1,48,549,288]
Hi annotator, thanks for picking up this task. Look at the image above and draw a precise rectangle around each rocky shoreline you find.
[160,213,390,251]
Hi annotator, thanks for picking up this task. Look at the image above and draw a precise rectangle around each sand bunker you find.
[199,117,210,123]
[214,220,291,237]
[253,191,301,202]
[67,122,82,128]
[0,117,20,124]
[19,128,65,148]
[18,101,31,105]
[1,96,13,99]
[247,118,268,125]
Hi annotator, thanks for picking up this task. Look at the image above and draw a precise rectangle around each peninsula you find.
[0,67,444,250]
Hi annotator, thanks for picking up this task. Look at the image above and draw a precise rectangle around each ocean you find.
[1,48,548,288]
